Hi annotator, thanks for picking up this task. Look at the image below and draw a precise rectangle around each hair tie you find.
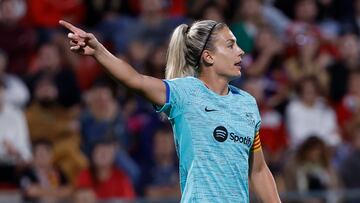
[195,23,218,68]
[185,25,190,34]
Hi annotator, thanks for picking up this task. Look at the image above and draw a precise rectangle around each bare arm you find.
[26,184,72,199]
[249,150,281,203]
[59,20,166,106]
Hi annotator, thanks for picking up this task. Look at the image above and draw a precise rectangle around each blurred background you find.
[0,0,360,202]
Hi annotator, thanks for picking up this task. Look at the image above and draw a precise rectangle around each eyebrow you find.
[226,39,236,44]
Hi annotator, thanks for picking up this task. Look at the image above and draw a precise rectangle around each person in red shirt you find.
[75,137,135,201]
[27,0,85,28]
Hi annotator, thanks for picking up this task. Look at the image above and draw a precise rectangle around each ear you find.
[202,50,214,66]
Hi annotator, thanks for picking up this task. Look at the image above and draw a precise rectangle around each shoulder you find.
[165,76,197,86]
[113,168,132,184]
[113,168,130,179]
[2,104,25,119]
[75,169,93,187]
[78,168,91,176]
[79,110,94,122]
[229,85,257,103]
[287,99,302,108]
[76,169,92,182]
[164,76,200,95]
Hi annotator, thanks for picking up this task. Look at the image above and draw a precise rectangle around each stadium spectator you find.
[197,1,225,22]
[142,125,180,199]
[186,0,232,21]
[20,139,72,203]
[284,136,341,203]
[336,70,360,141]
[284,0,340,91]
[27,0,85,28]
[80,77,140,184]
[47,32,103,92]
[261,1,290,38]
[242,77,287,158]
[237,27,290,116]
[0,0,36,75]
[28,42,81,108]
[231,0,265,53]
[248,26,284,75]
[327,33,360,103]
[26,73,87,182]
[83,0,134,28]
[130,0,188,48]
[125,39,152,71]
[144,44,167,79]
[339,122,360,203]
[75,137,136,201]
[286,76,341,148]
[241,26,284,78]
[0,49,30,108]
[286,0,320,29]
[316,0,341,39]
[92,12,137,55]
[341,0,360,35]
[0,78,32,187]
[284,27,331,91]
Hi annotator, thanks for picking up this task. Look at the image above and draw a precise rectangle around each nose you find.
[237,44,245,56]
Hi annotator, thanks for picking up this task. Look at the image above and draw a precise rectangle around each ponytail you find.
[165,24,195,79]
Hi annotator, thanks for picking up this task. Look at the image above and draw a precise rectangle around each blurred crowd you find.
[1,0,360,202]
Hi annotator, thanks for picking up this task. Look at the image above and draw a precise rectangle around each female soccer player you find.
[60,19,281,202]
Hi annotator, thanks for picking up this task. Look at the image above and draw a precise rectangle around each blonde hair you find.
[165,20,226,79]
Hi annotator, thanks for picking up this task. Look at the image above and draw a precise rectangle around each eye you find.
[228,44,234,49]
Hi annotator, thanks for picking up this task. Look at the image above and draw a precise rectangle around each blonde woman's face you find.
[207,27,244,79]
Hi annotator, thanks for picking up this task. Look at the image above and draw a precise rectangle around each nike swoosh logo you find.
[205,107,217,112]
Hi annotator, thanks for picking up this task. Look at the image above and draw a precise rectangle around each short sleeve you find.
[254,120,261,135]
[251,102,262,152]
[251,122,262,152]
[154,79,187,118]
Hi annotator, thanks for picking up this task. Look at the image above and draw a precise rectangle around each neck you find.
[97,166,112,181]
[302,98,316,107]
[156,155,173,167]
[199,73,229,96]
[92,102,118,120]
[35,165,52,173]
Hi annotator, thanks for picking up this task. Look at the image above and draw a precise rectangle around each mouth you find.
[234,61,242,69]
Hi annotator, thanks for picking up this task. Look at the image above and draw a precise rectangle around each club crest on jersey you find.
[245,112,255,126]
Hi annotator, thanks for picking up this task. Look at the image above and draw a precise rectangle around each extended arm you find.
[59,20,166,106]
[249,150,281,203]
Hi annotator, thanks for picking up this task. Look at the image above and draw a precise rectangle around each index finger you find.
[59,20,83,34]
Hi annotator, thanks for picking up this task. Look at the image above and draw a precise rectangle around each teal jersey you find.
[156,76,262,203]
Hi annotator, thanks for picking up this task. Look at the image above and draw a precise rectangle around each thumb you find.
[78,32,87,39]
[79,32,95,41]
[85,33,96,41]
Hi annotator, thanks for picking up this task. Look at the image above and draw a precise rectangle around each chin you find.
[227,72,241,81]
[233,69,242,77]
